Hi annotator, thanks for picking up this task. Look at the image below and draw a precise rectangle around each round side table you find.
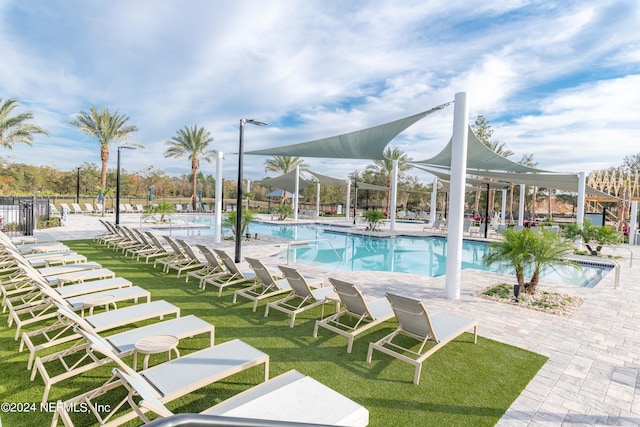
[79,294,117,316]
[133,335,180,370]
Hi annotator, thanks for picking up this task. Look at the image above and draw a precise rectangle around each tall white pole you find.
[316,182,320,218]
[518,184,525,226]
[501,189,507,225]
[214,151,223,243]
[345,179,351,221]
[293,166,300,221]
[430,177,437,224]
[389,159,398,231]
[445,92,469,300]
[630,201,638,245]
[576,172,586,228]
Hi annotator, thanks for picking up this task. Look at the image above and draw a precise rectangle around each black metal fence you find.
[0,196,53,237]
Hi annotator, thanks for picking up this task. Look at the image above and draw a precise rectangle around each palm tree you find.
[264,155,308,174]
[365,147,412,212]
[69,107,139,215]
[484,228,578,294]
[264,156,308,204]
[0,98,49,149]
[164,125,216,210]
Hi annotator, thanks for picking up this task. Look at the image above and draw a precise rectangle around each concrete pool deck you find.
[29,213,640,425]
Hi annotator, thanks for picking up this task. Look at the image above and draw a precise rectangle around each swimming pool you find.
[167,216,610,287]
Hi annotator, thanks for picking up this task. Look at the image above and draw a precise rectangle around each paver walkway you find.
[34,213,640,425]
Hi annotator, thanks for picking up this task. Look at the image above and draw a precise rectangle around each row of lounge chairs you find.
[0,230,369,426]
[100,221,479,387]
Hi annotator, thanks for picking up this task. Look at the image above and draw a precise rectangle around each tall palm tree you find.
[164,125,216,209]
[69,107,139,215]
[366,147,412,212]
[264,156,309,204]
[0,98,49,149]
[264,155,308,174]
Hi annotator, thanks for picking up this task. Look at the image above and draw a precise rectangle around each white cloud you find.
[1,0,639,182]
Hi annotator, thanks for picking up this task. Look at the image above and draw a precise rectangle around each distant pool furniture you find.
[314,278,394,353]
[71,203,83,214]
[84,203,94,214]
[367,293,478,385]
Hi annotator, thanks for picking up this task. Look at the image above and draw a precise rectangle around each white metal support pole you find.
[345,179,351,221]
[430,177,437,224]
[294,166,300,221]
[630,201,638,245]
[316,182,320,218]
[389,159,398,231]
[576,172,586,228]
[518,184,525,227]
[214,151,223,244]
[501,189,507,225]
[445,92,469,300]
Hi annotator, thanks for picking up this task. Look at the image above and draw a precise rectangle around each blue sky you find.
[1,0,639,183]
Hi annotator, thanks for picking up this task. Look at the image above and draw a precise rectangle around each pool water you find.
[176,217,610,287]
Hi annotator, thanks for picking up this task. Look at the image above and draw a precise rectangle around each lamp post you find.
[235,118,267,263]
[115,145,136,225]
[76,167,81,204]
[351,171,359,225]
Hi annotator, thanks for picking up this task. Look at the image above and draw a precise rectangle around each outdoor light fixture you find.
[235,118,268,263]
[115,145,136,225]
[76,167,81,204]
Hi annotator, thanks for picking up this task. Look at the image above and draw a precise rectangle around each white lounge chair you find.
[366,293,478,384]
[264,265,334,328]
[234,257,290,312]
[20,299,181,370]
[71,203,83,214]
[32,302,214,403]
[314,278,394,353]
[185,244,225,284]
[120,368,368,426]
[201,249,257,296]
[84,203,95,214]
[52,327,269,427]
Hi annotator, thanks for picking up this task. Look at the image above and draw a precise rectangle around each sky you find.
[1,0,639,184]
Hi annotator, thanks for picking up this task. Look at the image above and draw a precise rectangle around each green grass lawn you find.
[0,239,547,426]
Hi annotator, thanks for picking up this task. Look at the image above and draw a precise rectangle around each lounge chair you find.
[366,293,478,384]
[264,265,335,328]
[201,249,258,296]
[185,244,225,284]
[135,203,145,213]
[175,203,183,212]
[52,327,269,427]
[49,203,61,217]
[314,278,394,353]
[165,239,207,278]
[84,203,95,214]
[20,298,181,370]
[153,236,187,271]
[60,203,72,215]
[32,302,214,403]
[71,203,83,214]
[124,203,134,213]
[6,272,137,339]
[203,203,212,213]
[422,218,441,232]
[118,368,368,426]
[234,257,290,311]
